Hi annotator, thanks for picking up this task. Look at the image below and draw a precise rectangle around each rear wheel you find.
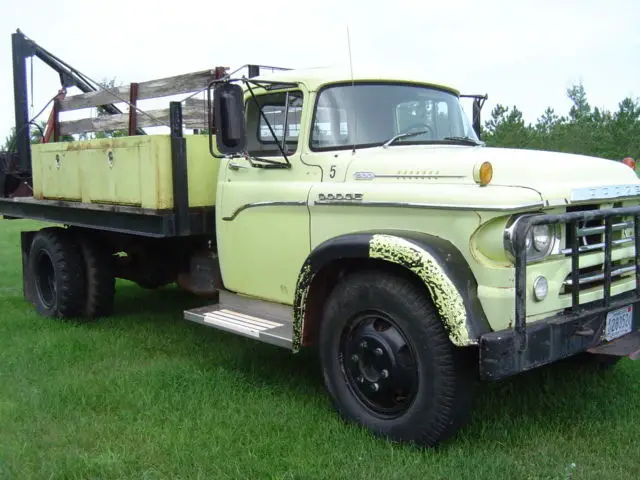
[319,270,475,447]
[28,227,87,318]
[78,233,115,318]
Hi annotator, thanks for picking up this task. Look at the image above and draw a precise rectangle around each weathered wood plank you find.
[59,98,209,135]
[59,69,220,112]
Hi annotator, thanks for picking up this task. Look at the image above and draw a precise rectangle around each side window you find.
[259,103,302,142]
[246,91,303,156]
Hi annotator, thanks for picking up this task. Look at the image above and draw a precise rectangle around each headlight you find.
[533,276,549,301]
[504,214,560,263]
[532,225,552,252]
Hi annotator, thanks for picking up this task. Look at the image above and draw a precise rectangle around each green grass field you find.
[1,220,639,479]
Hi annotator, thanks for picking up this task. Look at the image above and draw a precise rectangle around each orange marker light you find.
[473,161,493,186]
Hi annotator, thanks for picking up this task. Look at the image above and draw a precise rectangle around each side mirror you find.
[461,93,487,140]
[213,83,246,154]
[472,99,482,139]
[472,95,488,140]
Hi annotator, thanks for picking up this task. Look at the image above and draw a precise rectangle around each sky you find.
[1,0,639,142]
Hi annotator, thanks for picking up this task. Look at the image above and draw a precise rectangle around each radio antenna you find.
[347,26,357,155]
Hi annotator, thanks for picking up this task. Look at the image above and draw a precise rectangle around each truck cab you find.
[213,67,485,309]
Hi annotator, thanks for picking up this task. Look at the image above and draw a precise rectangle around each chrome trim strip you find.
[313,200,545,212]
[353,171,465,180]
[561,237,634,255]
[376,174,466,179]
[564,265,635,286]
[222,201,307,221]
[577,221,633,236]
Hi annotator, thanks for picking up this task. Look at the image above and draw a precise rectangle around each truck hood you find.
[344,145,640,205]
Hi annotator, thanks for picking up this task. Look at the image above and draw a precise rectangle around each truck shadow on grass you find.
[111,283,638,448]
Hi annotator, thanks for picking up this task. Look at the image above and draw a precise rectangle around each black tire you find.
[78,234,115,318]
[28,227,87,318]
[319,270,475,447]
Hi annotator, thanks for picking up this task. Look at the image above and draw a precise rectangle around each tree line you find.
[480,83,640,162]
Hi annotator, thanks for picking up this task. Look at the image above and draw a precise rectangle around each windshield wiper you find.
[382,130,431,148]
[442,136,481,146]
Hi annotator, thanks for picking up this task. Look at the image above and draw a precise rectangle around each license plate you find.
[604,305,634,341]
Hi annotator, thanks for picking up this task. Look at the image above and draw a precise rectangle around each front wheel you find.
[319,270,475,447]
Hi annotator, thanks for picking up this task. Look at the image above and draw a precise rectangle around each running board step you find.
[183,290,293,349]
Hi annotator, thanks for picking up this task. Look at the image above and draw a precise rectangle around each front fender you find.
[292,231,491,351]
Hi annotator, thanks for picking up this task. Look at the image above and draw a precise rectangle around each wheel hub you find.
[341,314,418,417]
[353,338,392,383]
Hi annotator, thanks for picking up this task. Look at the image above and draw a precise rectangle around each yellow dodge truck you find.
[2,30,639,447]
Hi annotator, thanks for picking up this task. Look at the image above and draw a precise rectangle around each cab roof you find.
[250,66,461,96]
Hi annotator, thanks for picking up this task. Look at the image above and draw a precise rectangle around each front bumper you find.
[479,205,640,380]
[479,291,640,380]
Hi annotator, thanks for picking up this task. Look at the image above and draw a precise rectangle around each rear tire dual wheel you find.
[28,227,115,319]
[319,271,476,447]
[78,233,116,317]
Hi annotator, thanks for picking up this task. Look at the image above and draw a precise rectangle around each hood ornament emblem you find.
[353,171,376,180]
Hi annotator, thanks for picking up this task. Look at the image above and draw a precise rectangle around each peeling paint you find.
[292,262,312,352]
[369,234,471,346]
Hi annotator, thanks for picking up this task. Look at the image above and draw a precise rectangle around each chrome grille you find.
[561,204,635,295]
[563,262,635,287]
[561,221,634,254]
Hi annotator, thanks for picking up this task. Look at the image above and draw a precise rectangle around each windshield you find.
[310,82,479,150]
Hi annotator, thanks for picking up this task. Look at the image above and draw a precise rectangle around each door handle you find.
[229,160,249,170]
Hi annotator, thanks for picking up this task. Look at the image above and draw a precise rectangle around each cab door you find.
[216,88,321,305]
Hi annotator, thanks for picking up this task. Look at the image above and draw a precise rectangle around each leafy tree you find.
[534,107,562,134]
[482,105,535,149]
[567,83,591,122]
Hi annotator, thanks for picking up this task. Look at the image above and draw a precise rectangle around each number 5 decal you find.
[329,165,336,179]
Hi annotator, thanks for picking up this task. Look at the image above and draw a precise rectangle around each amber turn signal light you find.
[473,161,493,186]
